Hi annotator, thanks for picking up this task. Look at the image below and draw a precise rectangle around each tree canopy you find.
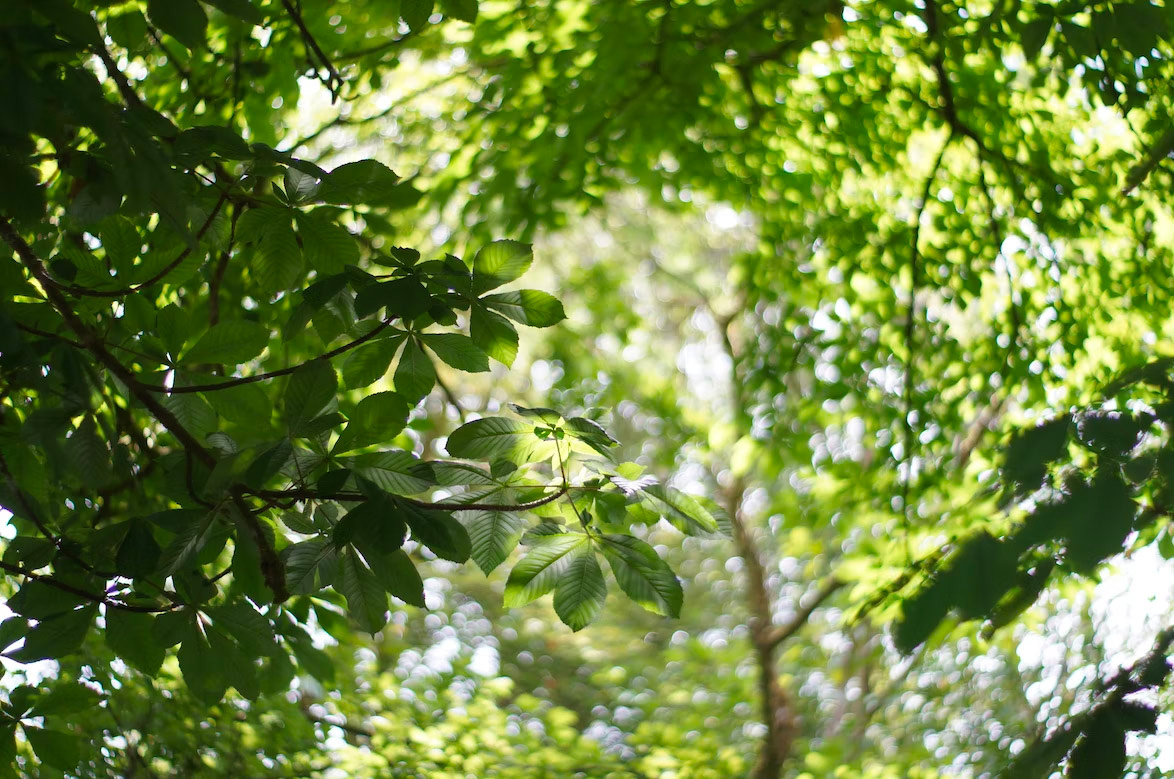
[3,0,1174,776]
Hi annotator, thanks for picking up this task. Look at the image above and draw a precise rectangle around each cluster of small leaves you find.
[1001,628,1174,779]
[0,2,713,767]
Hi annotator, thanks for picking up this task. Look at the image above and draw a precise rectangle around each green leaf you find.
[173,126,252,162]
[319,160,401,206]
[394,338,436,402]
[1064,474,1137,573]
[400,501,471,562]
[446,416,553,462]
[8,606,97,663]
[599,535,682,618]
[333,392,411,453]
[472,240,533,294]
[182,321,270,365]
[201,0,265,25]
[420,333,490,373]
[1067,711,1126,778]
[164,392,218,440]
[504,533,586,607]
[633,485,720,535]
[440,0,478,23]
[343,336,402,389]
[366,548,426,607]
[338,550,389,633]
[462,509,527,573]
[893,575,954,654]
[178,623,228,704]
[553,545,607,631]
[566,416,618,455]
[482,289,566,327]
[354,277,432,320]
[401,0,433,31]
[29,683,101,717]
[284,539,335,596]
[284,361,338,436]
[296,211,359,274]
[349,450,434,494]
[24,727,81,771]
[204,382,272,426]
[207,602,275,656]
[1005,415,1071,491]
[1020,17,1052,60]
[252,219,303,294]
[147,0,208,50]
[470,305,520,366]
[105,610,165,675]
[158,511,217,576]
[115,521,162,578]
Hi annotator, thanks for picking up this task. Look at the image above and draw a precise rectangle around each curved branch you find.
[137,318,397,394]
[252,485,570,513]
[55,192,228,298]
[0,560,175,613]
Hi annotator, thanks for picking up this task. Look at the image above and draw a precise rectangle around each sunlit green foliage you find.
[4,0,1174,776]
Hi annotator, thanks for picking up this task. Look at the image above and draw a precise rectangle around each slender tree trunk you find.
[727,480,796,779]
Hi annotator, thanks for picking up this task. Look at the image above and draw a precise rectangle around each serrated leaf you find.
[105,610,165,675]
[252,219,303,294]
[482,289,565,327]
[178,623,228,704]
[446,416,551,462]
[319,160,401,206]
[284,361,337,436]
[366,548,426,607]
[207,602,275,656]
[599,535,681,618]
[297,211,358,274]
[470,305,519,366]
[420,333,490,372]
[633,485,720,535]
[349,450,434,494]
[164,392,218,440]
[333,392,411,454]
[553,546,607,631]
[338,550,389,633]
[182,320,269,365]
[394,337,436,402]
[158,511,216,576]
[284,539,335,595]
[400,501,471,562]
[354,277,432,320]
[204,382,272,426]
[504,533,586,607]
[472,240,533,293]
[462,509,527,573]
[343,336,402,389]
[8,605,97,663]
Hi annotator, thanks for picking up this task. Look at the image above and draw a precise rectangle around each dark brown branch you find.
[762,578,844,649]
[0,559,174,613]
[281,0,343,100]
[56,193,228,298]
[136,318,396,394]
[899,134,952,524]
[251,485,570,513]
[0,217,291,600]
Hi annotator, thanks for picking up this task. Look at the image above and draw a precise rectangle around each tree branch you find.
[762,577,844,649]
[281,0,343,100]
[0,559,174,613]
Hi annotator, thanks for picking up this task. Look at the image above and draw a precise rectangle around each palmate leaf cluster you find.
[0,1,731,772]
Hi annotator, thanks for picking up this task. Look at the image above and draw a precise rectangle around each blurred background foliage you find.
[4,0,1174,776]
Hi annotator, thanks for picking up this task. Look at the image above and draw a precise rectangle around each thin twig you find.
[281,0,343,100]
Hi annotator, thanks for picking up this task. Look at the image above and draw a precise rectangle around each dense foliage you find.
[3,0,1174,776]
